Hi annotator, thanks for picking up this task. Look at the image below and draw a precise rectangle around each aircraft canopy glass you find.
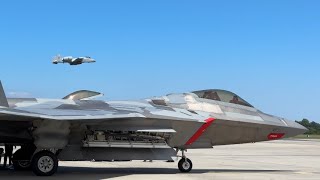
[192,90,253,107]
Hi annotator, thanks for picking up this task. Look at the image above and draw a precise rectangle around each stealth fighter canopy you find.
[192,90,253,107]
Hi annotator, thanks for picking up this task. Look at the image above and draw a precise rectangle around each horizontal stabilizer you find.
[0,81,9,107]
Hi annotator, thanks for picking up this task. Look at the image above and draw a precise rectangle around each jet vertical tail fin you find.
[0,81,9,107]
[52,54,63,64]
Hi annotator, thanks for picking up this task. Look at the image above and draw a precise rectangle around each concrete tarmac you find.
[0,139,319,180]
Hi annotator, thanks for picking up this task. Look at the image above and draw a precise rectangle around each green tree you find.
[296,119,320,135]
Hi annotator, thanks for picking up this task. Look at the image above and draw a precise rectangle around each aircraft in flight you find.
[0,81,307,176]
[52,55,96,65]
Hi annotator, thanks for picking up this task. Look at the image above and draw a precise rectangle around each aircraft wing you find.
[71,57,84,64]
[0,104,205,122]
[0,81,205,123]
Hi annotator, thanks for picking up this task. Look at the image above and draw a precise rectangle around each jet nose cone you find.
[283,119,308,137]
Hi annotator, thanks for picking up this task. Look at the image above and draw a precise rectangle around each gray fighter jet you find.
[52,55,96,65]
[0,81,307,176]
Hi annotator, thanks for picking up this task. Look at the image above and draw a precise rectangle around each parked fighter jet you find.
[52,55,96,65]
[0,81,307,176]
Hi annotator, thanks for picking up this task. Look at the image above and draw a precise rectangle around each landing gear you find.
[12,145,59,176]
[177,150,193,173]
[31,151,58,176]
[178,158,193,172]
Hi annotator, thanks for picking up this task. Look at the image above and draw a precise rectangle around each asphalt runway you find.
[0,139,319,180]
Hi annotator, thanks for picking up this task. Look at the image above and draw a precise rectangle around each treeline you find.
[296,119,320,135]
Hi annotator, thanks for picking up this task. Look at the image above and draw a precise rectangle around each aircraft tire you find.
[178,158,193,173]
[31,151,58,176]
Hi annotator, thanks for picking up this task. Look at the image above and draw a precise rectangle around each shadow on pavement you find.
[0,166,294,180]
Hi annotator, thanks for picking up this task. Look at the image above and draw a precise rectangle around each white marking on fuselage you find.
[36,99,76,105]
[280,118,289,126]
[108,101,154,108]
[184,95,223,114]
[15,98,76,108]
[151,108,203,121]
[225,112,264,121]
[187,102,223,114]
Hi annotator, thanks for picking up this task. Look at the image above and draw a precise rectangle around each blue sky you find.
[0,0,319,121]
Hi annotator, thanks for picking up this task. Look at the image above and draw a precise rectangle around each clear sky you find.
[0,1,319,122]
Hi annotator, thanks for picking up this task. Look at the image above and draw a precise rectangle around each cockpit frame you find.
[192,89,253,108]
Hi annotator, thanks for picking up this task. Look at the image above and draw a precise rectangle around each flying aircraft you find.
[52,55,96,65]
[0,81,307,176]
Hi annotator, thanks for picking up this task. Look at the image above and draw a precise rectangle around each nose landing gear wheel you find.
[178,158,193,173]
[31,151,58,176]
